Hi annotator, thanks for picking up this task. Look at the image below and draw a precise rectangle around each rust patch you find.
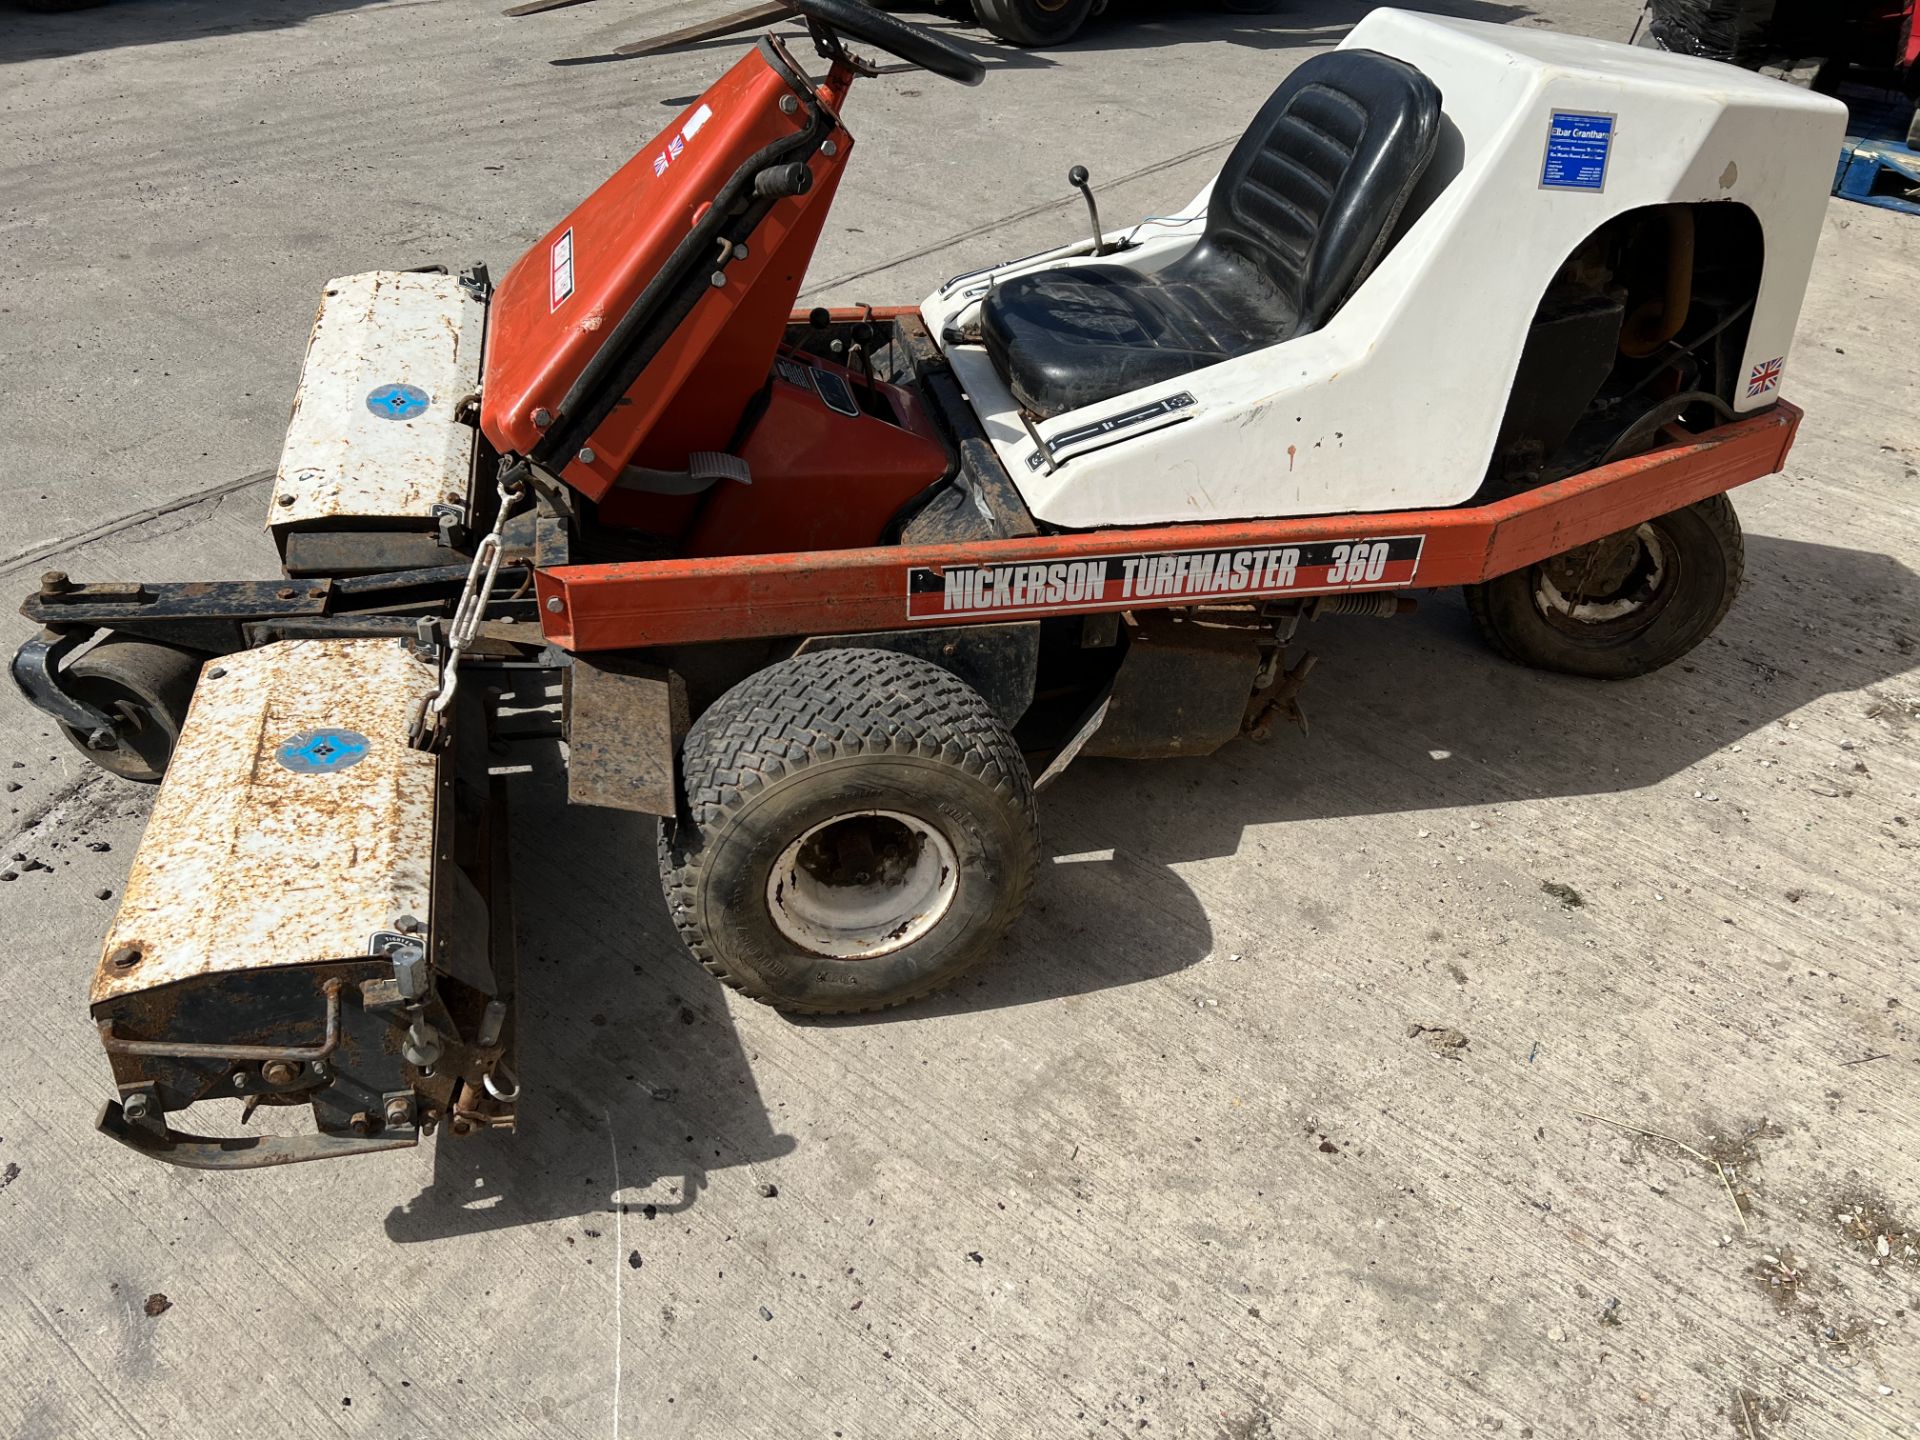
[91,641,438,1005]
[268,270,484,529]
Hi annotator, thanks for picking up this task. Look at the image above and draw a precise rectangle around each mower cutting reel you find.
[13,3,1842,1170]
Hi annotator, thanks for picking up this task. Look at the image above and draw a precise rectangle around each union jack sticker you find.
[1747,356,1784,398]
[669,134,686,159]
[653,152,670,178]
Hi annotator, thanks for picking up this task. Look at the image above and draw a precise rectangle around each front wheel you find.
[969,0,1093,46]
[1462,495,1744,680]
[660,648,1039,1015]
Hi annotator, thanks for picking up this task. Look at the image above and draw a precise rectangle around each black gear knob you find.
[1069,164,1090,188]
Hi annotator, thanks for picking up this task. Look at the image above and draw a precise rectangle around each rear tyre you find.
[56,637,202,782]
[1462,495,1743,680]
[660,648,1039,1015]
[969,0,1093,46]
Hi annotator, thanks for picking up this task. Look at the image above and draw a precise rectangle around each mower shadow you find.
[385,765,800,1243]
[386,532,1913,1231]
[832,531,1918,1019]
[555,0,1536,71]
[1052,0,1537,58]
[1067,531,1920,848]
[0,0,387,66]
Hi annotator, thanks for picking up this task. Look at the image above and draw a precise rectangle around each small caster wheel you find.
[56,637,202,782]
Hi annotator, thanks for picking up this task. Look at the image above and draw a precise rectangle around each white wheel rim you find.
[765,810,960,960]
[1535,523,1667,623]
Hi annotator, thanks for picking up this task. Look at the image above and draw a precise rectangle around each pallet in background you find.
[1835,137,1920,215]
[1833,84,1920,216]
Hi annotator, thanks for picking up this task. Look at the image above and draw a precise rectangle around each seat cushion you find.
[980,48,1441,421]
[1207,49,1442,337]
[982,254,1295,419]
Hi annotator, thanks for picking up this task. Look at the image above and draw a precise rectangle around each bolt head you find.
[385,1098,413,1128]
[532,407,553,428]
[262,1060,299,1086]
[122,1094,152,1122]
[577,447,596,465]
[230,1071,248,1089]
[39,570,70,595]
[349,1111,374,1136]
[779,93,798,114]
[822,140,838,158]
[545,596,564,614]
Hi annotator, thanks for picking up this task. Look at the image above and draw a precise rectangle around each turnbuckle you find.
[410,474,528,749]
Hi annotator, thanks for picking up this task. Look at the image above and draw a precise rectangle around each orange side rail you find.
[535,402,1799,653]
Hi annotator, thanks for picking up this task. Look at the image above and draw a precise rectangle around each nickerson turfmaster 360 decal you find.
[907,536,1426,620]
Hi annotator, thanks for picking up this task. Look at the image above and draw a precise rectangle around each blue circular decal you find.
[277,729,371,774]
[365,383,430,421]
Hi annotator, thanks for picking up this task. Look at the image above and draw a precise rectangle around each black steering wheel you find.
[786,0,987,87]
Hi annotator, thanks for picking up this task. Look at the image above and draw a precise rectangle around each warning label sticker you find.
[550,227,575,312]
[907,536,1424,621]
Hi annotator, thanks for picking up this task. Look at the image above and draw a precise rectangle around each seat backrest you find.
[1204,49,1442,335]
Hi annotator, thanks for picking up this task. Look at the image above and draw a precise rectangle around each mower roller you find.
[12,1,1843,1169]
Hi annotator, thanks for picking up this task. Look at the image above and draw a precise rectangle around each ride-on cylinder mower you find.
[12,1,1842,1169]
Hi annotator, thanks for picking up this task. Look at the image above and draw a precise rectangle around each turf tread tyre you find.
[1463,494,1743,679]
[661,649,1038,1014]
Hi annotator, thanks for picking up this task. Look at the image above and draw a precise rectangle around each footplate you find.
[91,638,517,1169]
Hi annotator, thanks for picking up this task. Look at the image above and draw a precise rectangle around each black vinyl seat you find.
[980,50,1443,419]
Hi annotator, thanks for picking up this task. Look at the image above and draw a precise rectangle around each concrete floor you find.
[3,1,1918,1436]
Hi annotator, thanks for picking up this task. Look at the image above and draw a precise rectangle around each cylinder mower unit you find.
[10,2,1840,1169]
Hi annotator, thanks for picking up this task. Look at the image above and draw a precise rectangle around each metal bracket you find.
[10,630,118,746]
[96,1100,417,1170]
[431,502,468,549]
[98,979,344,1063]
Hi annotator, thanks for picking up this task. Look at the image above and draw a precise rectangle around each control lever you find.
[1069,165,1110,256]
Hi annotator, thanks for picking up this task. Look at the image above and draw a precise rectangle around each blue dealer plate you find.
[1541,112,1615,193]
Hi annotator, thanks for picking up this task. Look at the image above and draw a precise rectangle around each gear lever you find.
[1069,165,1111,256]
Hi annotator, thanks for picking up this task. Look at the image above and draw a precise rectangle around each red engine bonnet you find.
[479,43,853,501]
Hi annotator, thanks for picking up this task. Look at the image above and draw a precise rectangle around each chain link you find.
[414,475,528,744]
